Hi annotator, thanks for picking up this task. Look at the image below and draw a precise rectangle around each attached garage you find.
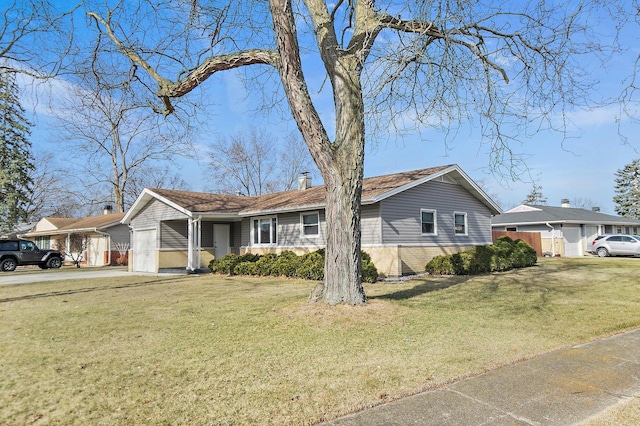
[133,229,157,272]
[563,225,582,257]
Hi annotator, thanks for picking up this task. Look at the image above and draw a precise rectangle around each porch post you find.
[187,216,202,272]
[187,217,194,271]
[196,218,202,270]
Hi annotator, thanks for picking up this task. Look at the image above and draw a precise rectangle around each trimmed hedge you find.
[208,249,379,282]
[425,236,537,275]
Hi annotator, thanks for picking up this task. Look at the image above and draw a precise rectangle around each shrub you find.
[456,246,493,275]
[254,253,278,276]
[512,239,538,268]
[425,254,455,275]
[361,251,379,283]
[209,253,240,275]
[296,251,325,281]
[426,236,537,276]
[207,248,381,283]
[234,261,257,275]
[271,250,302,277]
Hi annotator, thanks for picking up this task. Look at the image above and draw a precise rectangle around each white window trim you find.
[300,211,320,238]
[251,215,278,246]
[420,209,437,236]
[454,211,468,236]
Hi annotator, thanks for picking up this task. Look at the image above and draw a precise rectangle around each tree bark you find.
[270,0,367,305]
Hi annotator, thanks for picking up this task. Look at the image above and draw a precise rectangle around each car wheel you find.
[1,258,17,272]
[596,247,609,257]
[46,257,62,269]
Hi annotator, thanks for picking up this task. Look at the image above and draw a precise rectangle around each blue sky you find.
[20,1,640,215]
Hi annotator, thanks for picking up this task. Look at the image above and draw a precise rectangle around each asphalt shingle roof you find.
[152,165,454,215]
[57,212,127,230]
[150,188,256,214]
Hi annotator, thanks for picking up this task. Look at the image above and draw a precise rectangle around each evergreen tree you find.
[0,72,35,234]
[523,183,548,205]
[613,159,640,219]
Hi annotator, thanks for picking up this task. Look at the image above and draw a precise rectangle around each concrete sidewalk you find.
[324,329,640,425]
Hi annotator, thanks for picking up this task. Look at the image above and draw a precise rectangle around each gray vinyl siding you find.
[161,220,188,249]
[361,204,381,245]
[241,217,251,247]
[202,222,213,247]
[380,180,492,245]
[106,224,130,246]
[278,210,326,247]
[129,199,187,229]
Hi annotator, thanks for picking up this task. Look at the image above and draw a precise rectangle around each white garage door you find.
[563,226,582,257]
[133,229,157,272]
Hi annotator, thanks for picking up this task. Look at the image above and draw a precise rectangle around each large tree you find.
[1,1,75,76]
[53,58,194,213]
[0,71,35,233]
[89,0,620,304]
[209,128,316,196]
[613,159,640,219]
[523,184,548,206]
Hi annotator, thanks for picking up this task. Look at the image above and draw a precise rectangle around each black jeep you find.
[0,239,64,272]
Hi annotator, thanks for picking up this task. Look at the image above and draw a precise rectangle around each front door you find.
[213,224,230,259]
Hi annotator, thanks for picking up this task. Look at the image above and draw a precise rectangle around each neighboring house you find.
[491,202,640,257]
[24,210,130,266]
[0,222,36,239]
[122,164,502,277]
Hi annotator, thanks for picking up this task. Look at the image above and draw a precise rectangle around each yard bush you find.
[511,239,538,268]
[295,251,325,281]
[254,253,278,276]
[361,251,379,283]
[209,253,263,275]
[208,249,379,282]
[271,250,302,277]
[234,261,258,275]
[426,237,537,275]
[208,253,240,275]
[424,254,456,275]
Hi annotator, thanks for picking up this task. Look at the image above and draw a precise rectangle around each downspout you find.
[545,223,556,256]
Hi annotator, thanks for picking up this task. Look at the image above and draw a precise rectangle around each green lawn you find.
[1,257,640,425]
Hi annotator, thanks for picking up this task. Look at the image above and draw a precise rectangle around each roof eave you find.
[240,203,327,217]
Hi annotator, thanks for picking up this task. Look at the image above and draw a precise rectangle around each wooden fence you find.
[492,231,543,257]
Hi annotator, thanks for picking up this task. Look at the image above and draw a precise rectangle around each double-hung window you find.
[301,211,319,237]
[421,209,437,235]
[253,216,277,245]
[454,212,468,236]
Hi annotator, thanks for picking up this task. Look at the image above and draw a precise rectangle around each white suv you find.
[591,235,640,257]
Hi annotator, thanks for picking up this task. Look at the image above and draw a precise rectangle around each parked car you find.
[590,234,640,257]
[0,239,63,271]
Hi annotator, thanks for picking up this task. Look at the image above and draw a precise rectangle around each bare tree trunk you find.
[321,54,367,305]
[271,0,367,304]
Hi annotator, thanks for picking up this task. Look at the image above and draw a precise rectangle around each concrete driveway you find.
[0,268,136,286]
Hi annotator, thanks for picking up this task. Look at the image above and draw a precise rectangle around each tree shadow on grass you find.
[0,278,176,304]
[370,275,473,301]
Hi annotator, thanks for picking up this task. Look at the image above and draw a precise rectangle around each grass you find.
[1,257,640,425]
